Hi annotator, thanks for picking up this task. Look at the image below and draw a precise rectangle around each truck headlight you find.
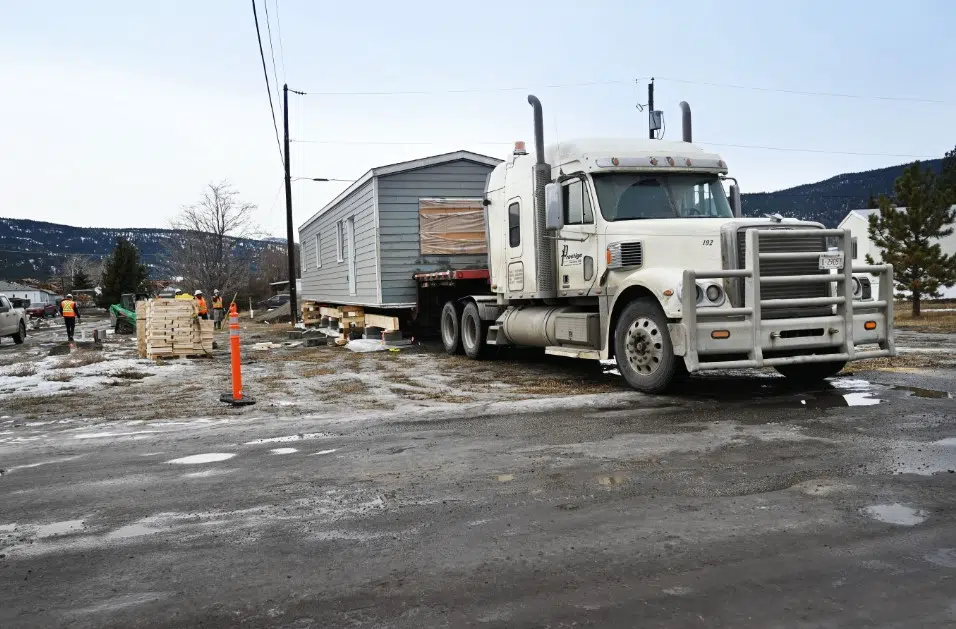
[705,284,723,304]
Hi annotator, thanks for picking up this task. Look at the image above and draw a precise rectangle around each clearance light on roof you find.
[513,141,527,155]
[666,157,675,166]
[593,157,729,172]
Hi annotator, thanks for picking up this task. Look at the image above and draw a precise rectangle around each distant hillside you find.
[0,218,277,281]
[742,159,943,226]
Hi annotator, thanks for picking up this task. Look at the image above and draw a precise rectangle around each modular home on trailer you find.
[298,150,502,309]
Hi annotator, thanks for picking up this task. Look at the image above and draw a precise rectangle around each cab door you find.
[555,178,599,296]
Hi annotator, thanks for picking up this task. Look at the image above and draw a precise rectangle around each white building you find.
[839,207,956,299]
[0,281,60,305]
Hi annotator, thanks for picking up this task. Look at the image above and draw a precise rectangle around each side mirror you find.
[545,182,564,230]
[729,184,742,218]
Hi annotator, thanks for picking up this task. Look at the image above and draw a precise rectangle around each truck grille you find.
[735,227,830,318]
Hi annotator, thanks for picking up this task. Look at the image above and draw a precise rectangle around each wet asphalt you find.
[1,361,955,627]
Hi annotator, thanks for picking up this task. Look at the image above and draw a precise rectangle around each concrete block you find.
[288,330,304,340]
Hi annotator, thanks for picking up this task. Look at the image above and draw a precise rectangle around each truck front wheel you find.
[12,322,26,344]
[460,301,489,360]
[614,299,676,394]
[774,361,847,384]
[441,301,463,355]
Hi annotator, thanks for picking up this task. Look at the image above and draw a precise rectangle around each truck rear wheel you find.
[441,301,463,355]
[461,301,489,360]
[614,298,676,394]
[12,322,26,344]
[774,361,847,384]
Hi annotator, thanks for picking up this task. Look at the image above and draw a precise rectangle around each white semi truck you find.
[419,95,896,392]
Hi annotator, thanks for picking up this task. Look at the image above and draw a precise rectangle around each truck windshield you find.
[592,173,734,221]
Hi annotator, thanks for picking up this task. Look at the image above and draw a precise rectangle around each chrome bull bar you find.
[680,228,896,372]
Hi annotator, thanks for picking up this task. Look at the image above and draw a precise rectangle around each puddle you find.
[244,433,333,445]
[598,474,628,486]
[924,548,956,569]
[884,439,955,475]
[495,474,514,482]
[36,519,85,538]
[861,503,928,526]
[270,448,298,455]
[830,378,883,406]
[894,385,954,399]
[166,453,236,465]
[309,449,338,456]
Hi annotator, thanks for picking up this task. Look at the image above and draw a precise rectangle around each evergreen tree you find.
[71,269,92,290]
[941,145,956,203]
[98,238,148,307]
[866,162,956,317]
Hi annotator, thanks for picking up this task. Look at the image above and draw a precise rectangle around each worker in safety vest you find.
[212,289,225,330]
[195,290,209,320]
[60,293,80,342]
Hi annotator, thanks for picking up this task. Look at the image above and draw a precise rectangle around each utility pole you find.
[282,83,298,323]
[647,78,655,140]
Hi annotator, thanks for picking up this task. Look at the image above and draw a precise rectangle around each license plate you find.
[818,252,844,270]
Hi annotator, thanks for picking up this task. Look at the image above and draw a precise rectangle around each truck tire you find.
[614,298,676,394]
[774,361,847,384]
[12,322,26,345]
[440,301,463,355]
[461,301,489,360]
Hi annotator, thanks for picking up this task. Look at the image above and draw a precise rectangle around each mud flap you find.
[667,323,687,356]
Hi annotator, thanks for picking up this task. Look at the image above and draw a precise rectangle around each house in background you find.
[298,150,502,309]
[0,280,60,306]
[839,207,956,299]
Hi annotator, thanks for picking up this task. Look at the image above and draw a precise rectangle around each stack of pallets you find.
[137,299,214,359]
[302,301,322,326]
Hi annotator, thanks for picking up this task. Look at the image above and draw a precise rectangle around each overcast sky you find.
[2,0,954,237]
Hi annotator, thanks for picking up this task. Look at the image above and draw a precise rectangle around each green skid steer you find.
[109,292,150,334]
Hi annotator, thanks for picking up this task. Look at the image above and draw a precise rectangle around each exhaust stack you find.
[679,101,692,143]
[526,95,557,300]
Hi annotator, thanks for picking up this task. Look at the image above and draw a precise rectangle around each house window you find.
[851,237,858,259]
[314,233,322,269]
[508,202,520,248]
[336,222,344,262]
[563,180,594,225]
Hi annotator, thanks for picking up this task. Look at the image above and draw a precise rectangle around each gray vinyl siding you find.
[377,160,493,304]
[298,180,378,305]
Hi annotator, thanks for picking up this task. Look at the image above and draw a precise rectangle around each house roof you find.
[0,281,56,294]
[299,150,503,230]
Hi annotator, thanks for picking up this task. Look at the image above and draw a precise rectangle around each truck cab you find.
[447,95,895,393]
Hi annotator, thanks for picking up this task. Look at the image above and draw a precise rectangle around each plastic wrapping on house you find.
[419,198,487,255]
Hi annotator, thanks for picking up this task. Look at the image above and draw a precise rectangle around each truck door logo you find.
[560,244,583,266]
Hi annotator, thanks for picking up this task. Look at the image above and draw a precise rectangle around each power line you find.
[251,0,283,165]
[295,78,630,96]
[273,0,286,81]
[290,137,939,159]
[697,141,937,159]
[262,0,281,105]
[652,76,955,105]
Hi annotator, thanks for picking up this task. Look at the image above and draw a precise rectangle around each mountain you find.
[741,158,943,226]
[0,218,279,281]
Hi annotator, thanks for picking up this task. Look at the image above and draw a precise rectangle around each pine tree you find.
[98,238,148,308]
[866,162,956,317]
[71,269,92,290]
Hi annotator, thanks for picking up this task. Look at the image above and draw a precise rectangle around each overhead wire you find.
[273,0,286,81]
[250,0,283,166]
[262,0,282,105]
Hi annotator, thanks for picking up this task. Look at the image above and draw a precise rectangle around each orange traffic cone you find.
[220,302,255,406]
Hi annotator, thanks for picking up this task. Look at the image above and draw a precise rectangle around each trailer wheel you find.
[440,301,463,355]
[774,361,847,384]
[614,298,676,394]
[461,301,489,360]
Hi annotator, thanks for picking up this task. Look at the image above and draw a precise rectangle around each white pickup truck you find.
[0,295,28,345]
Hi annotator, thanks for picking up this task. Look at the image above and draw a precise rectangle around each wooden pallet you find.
[137,300,214,359]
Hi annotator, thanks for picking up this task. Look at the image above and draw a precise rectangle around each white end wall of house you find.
[840,209,956,299]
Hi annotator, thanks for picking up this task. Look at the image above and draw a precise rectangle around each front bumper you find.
[679,228,896,372]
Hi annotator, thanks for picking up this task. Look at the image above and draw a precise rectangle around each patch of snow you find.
[309,449,338,456]
[244,433,333,445]
[270,447,298,455]
[36,519,86,538]
[166,453,236,465]
[861,504,927,526]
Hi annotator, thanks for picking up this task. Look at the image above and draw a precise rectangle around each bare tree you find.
[60,254,100,291]
[168,181,261,298]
